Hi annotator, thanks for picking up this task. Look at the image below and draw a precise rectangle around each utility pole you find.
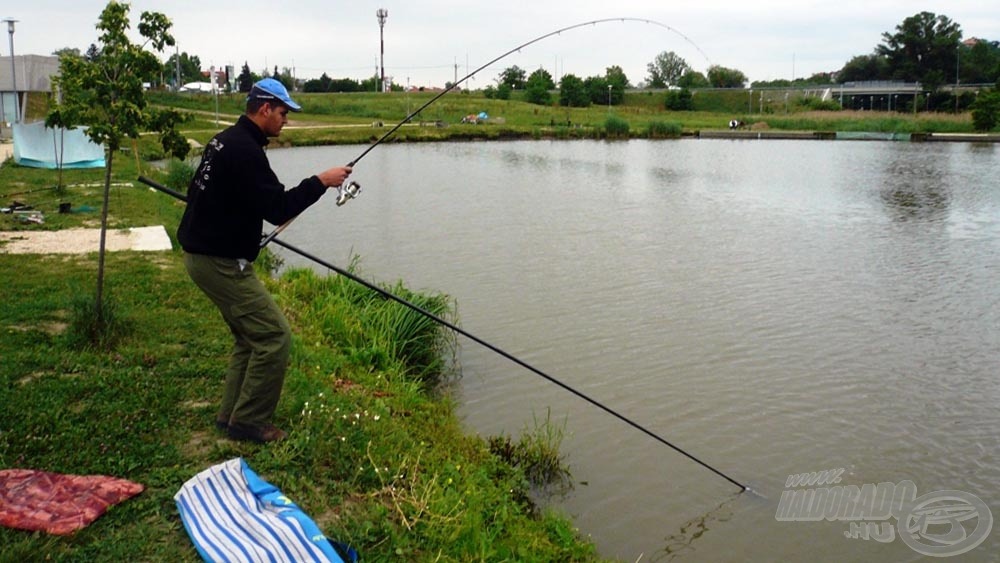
[376,8,388,92]
[3,18,19,123]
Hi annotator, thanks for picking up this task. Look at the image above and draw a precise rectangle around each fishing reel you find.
[336,181,362,206]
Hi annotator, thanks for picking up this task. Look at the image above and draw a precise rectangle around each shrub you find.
[664,89,694,111]
[971,90,1000,132]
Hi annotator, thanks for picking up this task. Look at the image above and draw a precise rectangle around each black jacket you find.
[177,115,325,261]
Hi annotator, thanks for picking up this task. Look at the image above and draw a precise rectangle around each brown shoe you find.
[227,422,288,443]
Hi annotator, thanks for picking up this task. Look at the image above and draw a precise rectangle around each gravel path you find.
[0,226,172,254]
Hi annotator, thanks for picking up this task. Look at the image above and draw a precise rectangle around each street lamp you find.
[2,18,17,123]
[607,84,612,112]
[955,44,960,113]
[376,8,388,93]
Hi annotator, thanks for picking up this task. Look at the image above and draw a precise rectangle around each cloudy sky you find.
[6,1,997,87]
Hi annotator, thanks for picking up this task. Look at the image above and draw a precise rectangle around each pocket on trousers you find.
[231,294,270,319]
[229,294,285,340]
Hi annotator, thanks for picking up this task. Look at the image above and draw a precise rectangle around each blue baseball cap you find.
[247,78,301,112]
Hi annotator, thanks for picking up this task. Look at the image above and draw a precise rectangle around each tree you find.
[605,65,629,104]
[647,51,689,88]
[163,51,202,87]
[876,12,961,90]
[584,75,608,106]
[558,73,589,107]
[525,68,554,105]
[46,1,189,338]
[498,65,527,90]
[706,65,748,88]
[837,53,890,82]
[677,70,709,88]
[962,40,1000,84]
[237,62,255,92]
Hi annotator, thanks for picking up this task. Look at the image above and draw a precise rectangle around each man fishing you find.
[177,78,352,443]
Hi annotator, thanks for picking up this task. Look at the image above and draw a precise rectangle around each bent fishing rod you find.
[259,17,711,248]
[140,176,747,493]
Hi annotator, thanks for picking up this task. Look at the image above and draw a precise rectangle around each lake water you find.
[269,138,1000,562]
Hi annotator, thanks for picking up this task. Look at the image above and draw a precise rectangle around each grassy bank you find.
[0,157,601,561]
[138,89,976,152]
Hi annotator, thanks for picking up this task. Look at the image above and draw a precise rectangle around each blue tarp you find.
[12,121,105,169]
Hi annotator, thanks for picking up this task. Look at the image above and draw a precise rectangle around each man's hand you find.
[317,166,352,188]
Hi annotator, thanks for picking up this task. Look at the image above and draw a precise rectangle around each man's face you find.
[261,103,289,137]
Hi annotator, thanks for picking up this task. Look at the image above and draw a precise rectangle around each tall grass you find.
[278,263,457,386]
[646,120,683,138]
[604,115,631,138]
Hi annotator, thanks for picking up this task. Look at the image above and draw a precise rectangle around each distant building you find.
[0,54,59,126]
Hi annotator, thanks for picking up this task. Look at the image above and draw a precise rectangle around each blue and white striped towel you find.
[175,458,354,563]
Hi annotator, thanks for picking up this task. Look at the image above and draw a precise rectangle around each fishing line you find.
[140,175,748,493]
[259,17,712,247]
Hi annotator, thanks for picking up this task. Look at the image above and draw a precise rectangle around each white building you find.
[0,54,59,129]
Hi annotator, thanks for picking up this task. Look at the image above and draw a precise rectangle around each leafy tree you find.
[876,12,961,90]
[237,62,255,92]
[584,75,609,106]
[558,73,589,107]
[46,1,189,331]
[706,65,748,88]
[525,68,554,105]
[163,50,202,86]
[677,70,709,88]
[647,51,689,88]
[961,40,1000,84]
[971,89,1000,131]
[527,68,555,89]
[605,65,629,103]
[498,65,527,89]
[837,53,890,82]
[495,82,512,100]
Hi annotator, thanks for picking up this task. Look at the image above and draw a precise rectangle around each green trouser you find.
[183,252,291,428]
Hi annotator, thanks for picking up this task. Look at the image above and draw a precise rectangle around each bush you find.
[796,96,842,111]
[664,89,694,111]
[971,90,1000,132]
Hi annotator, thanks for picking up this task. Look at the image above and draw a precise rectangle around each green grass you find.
[132,89,980,150]
[0,158,601,562]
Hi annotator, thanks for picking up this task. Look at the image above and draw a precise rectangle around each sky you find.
[5,1,998,88]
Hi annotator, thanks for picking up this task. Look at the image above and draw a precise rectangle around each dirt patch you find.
[0,226,172,254]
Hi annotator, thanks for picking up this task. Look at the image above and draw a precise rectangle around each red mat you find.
[0,468,144,535]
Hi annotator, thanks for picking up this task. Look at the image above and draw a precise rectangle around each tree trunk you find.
[95,149,113,322]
